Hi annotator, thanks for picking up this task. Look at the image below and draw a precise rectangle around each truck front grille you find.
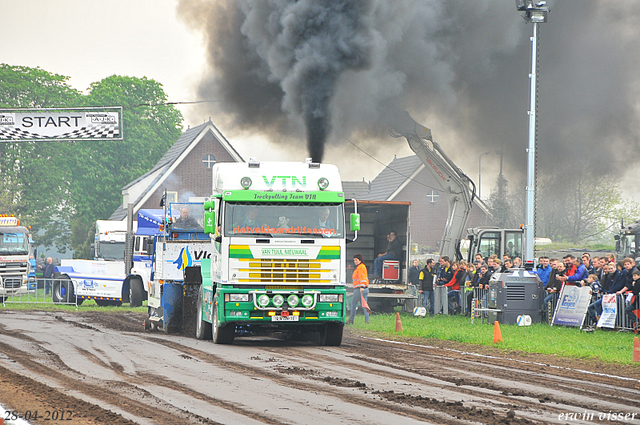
[235,259,333,283]
[2,276,23,289]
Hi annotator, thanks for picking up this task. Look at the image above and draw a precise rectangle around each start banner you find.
[0,108,123,141]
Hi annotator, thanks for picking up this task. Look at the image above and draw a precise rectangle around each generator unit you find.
[486,269,544,324]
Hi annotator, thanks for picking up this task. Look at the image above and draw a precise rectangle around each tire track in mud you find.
[4,311,640,424]
[339,336,640,413]
[77,311,640,422]
[250,336,640,423]
[0,363,138,425]
[0,339,222,425]
[142,335,528,424]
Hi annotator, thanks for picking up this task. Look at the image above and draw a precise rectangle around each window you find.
[426,190,439,203]
[166,191,178,205]
[477,232,501,259]
[203,154,216,168]
[505,232,523,259]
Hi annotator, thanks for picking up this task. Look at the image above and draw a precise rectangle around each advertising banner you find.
[0,108,122,141]
[597,294,617,329]
[552,285,592,327]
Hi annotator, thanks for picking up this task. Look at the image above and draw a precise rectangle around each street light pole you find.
[516,0,549,262]
[478,152,489,199]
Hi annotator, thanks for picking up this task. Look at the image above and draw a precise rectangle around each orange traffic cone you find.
[633,336,640,363]
[493,321,503,343]
[395,312,404,332]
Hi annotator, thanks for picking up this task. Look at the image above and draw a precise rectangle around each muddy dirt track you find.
[0,310,639,425]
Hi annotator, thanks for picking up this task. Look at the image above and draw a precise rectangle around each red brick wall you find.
[392,168,493,251]
[140,130,240,210]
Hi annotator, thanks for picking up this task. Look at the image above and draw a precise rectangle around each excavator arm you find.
[388,111,476,261]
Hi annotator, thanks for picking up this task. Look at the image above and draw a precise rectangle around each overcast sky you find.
[3,0,640,202]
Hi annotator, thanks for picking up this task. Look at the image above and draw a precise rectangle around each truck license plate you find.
[271,316,299,322]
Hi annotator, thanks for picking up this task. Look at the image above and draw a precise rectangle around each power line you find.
[343,136,442,192]
[129,99,220,108]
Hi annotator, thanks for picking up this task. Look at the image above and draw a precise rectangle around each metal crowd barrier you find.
[470,287,490,323]
[615,294,640,331]
[1,278,79,306]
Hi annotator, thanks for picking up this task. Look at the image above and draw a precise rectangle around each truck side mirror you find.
[144,238,154,256]
[89,244,95,259]
[350,213,360,232]
[204,200,216,234]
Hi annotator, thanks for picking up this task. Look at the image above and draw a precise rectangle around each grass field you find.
[349,312,640,365]
[0,290,147,313]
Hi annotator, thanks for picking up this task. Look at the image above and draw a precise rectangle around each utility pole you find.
[516,0,549,261]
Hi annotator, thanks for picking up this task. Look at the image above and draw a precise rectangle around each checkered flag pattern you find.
[0,123,120,141]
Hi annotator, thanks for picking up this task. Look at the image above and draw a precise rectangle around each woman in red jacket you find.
[445,261,466,315]
[348,254,370,324]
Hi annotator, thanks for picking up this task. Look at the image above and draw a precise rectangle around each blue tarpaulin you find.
[137,209,164,235]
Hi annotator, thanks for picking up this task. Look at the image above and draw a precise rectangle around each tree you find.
[486,173,519,228]
[0,66,183,257]
[535,170,638,244]
[67,76,183,257]
[0,64,83,248]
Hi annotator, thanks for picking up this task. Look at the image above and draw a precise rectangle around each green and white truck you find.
[195,159,359,346]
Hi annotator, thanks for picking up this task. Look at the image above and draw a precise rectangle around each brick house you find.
[109,120,243,220]
[343,155,493,252]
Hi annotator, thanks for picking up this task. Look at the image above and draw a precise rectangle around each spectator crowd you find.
[410,252,639,331]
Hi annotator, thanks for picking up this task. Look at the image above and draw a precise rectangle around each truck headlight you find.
[257,294,270,307]
[287,294,300,307]
[272,294,285,307]
[301,294,314,307]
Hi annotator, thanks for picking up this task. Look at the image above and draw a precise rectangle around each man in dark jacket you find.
[408,260,420,286]
[418,259,436,316]
[372,231,401,278]
[435,256,453,314]
[43,257,55,296]
[544,261,565,319]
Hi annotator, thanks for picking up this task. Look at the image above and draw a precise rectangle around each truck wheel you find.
[321,323,344,346]
[195,286,212,340]
[212,299,234,344]
[130,278,144,307]
[52,276,74,304]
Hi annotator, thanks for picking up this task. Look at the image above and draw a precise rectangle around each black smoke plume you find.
[178,0,640,191]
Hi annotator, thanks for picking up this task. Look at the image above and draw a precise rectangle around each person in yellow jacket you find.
[348,254,370,324]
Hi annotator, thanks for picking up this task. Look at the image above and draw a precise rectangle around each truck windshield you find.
[224,203,344,238]
[0,231,29,255]
[97,241,125,261]
[169,203,204,230]
[620,234,636,256]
